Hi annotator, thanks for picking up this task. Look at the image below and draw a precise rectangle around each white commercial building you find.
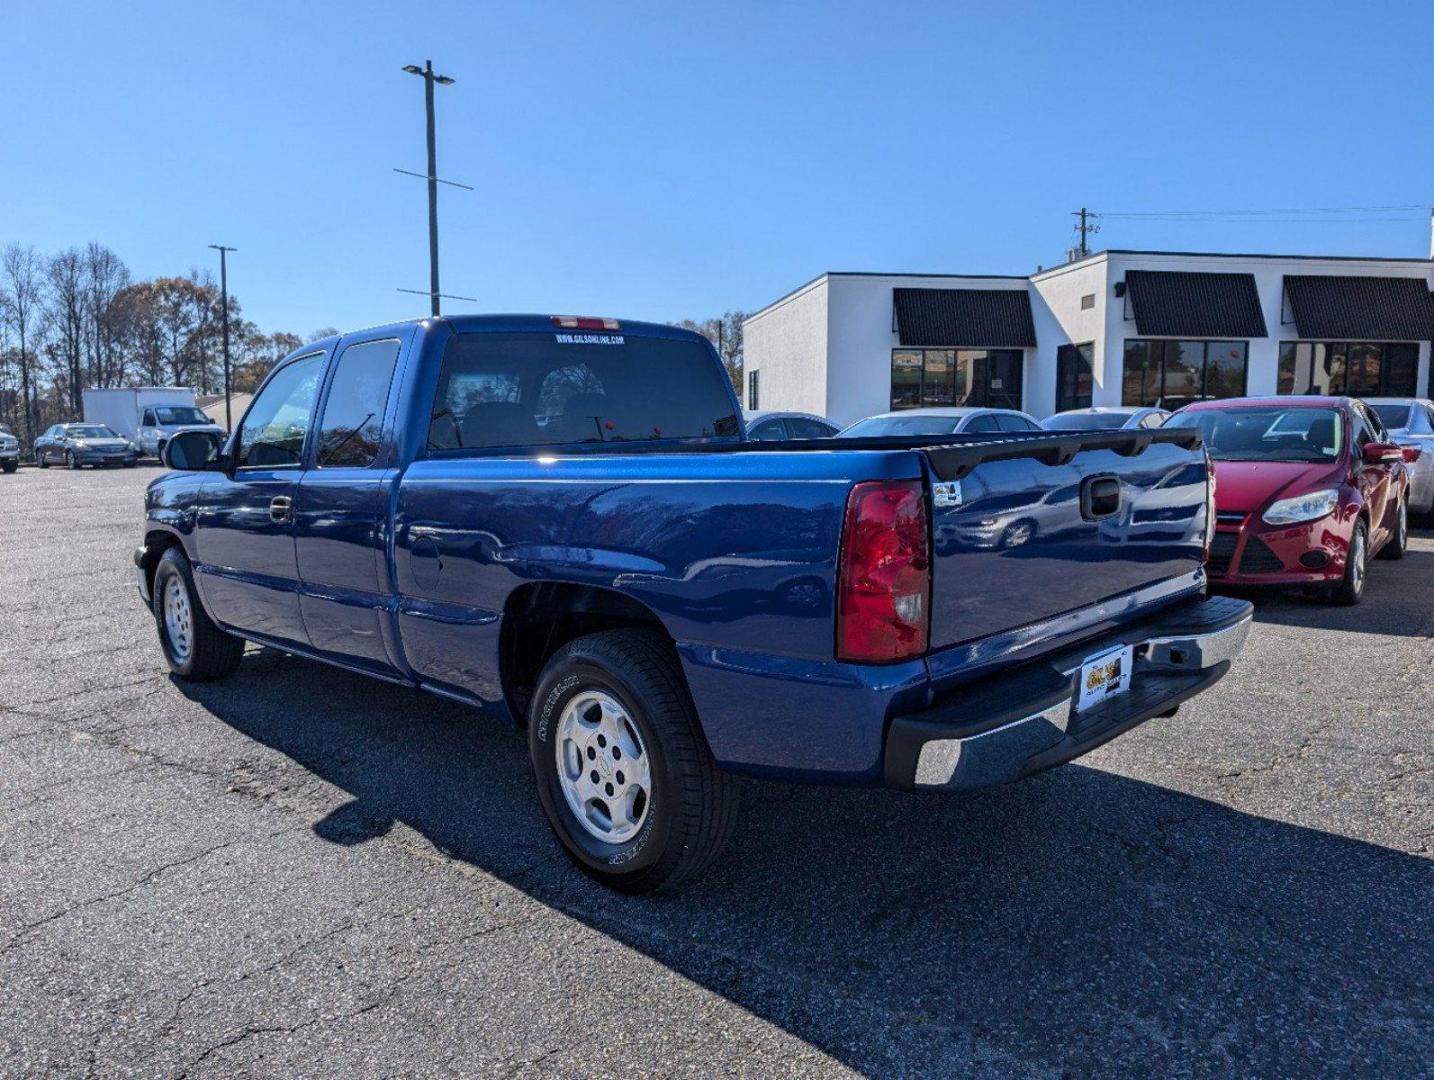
[743,246,1434,427]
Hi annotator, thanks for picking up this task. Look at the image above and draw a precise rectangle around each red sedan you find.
[1171,397,1415,605]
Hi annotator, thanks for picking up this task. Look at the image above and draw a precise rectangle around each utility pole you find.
[208,244,237,431]
[1071,207,1101,259]
[400,60,461,316]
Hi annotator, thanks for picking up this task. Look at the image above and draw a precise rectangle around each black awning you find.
[892,288,1036,348]
[1283,275,1434,340]
[1123,270,1268,338]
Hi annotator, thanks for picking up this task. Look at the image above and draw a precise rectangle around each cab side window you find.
[142,409,156,426]
[750,419,786,441]
[317,339,402,468]
[237,354,324,468]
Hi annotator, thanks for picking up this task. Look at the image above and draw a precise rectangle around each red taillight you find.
[551,315,621,331]
[836,480,931,663]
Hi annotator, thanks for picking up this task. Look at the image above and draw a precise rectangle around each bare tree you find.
[1,244,48,444]
[47,248,87,413]
[672,310,747,391]
[84,244,130,388]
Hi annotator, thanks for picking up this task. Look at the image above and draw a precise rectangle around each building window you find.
[890,349,1023,411]
[1080,293,1095,310]
[1277,341,1418,397]
[1055,343,1093,412]
[1121,339,1248,408]
[747,369,759,410]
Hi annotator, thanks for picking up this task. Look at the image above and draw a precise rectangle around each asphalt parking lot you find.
[1,465,1430,1078]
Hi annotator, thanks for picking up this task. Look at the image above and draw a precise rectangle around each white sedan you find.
[838,407,1043,438]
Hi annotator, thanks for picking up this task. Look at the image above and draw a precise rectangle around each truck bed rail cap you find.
[922,428,1204,481]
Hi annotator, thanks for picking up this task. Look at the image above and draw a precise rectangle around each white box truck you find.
[82,388,226,459]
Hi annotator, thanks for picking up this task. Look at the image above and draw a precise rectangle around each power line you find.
[1100,204,1423,219]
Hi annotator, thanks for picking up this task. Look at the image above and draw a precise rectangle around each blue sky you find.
[4,1,1432,338]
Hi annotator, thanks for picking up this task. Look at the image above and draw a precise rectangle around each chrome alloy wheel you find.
[1350,528,1366,595]
[1397,500,1408,549]
[555,689,652,844]
[163,574,194,662]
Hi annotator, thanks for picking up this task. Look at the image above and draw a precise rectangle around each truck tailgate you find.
[923,431,1209,649]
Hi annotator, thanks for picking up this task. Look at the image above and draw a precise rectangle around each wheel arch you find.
[499,581,675,726]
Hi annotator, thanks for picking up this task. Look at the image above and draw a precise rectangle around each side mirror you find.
[163,430,221,471]
[1362,442,1404,465]
[1403,446,1422,463]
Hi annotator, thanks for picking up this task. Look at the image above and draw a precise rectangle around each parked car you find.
[83,387,226,459]
[744,410,840,440]
[34,423,139,469]
[1042,406,1170,431]
[1168,397,1415,605]
[839,406,1043,437]
[0,425,18,474]
[137,314,1250,892]
[1364,397,1434,517]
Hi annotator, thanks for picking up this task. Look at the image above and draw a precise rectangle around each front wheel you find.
[1329,520,1367,606]
[1376,499,1407,561]
[151,547,245,680]
[528,628,740,893]
[65,450,78,470]
[36,450,48,468]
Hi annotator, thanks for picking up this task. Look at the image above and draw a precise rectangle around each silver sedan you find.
[1366,397,1434,515]
[1041,406,1170,431]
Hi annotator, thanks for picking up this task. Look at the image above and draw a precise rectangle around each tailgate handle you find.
[1081,475,1122,520]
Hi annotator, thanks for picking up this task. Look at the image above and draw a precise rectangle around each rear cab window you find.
[428,331,740,451]
[317,339,402,468]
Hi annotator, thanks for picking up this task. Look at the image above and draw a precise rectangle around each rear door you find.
[293,331,409,672]
[195,351,326,644]
[925,439,1208,649]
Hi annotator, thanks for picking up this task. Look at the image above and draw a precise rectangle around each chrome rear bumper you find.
[885,594,1253,791]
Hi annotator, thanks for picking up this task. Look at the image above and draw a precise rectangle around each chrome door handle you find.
[269,495,293,524]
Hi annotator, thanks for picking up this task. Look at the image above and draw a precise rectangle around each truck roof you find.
[299,314,709,351]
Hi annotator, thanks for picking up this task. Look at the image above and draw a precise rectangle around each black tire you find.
[36,449,48,468]
[65,450,78,470]
[1376,498,1407,561]
[151,547,245,680]
[156,440,167,464]
[1329,520,1367,606]
[528,628,740,893]
[1,460,15,474]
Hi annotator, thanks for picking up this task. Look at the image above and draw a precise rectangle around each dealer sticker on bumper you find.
[1077,643,1135,712]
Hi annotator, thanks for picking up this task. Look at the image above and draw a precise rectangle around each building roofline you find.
[1035,248,1433,274]
[745,270,1030,324]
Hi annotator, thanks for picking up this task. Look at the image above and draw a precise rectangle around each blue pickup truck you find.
[137,315,1252,891]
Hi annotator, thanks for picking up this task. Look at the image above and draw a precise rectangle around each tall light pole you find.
[208,244,237,431]
[402,61,455,316]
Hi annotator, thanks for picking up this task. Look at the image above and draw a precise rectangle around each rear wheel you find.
[151,547,245,680]
[1329,520,1367,606]
[1376,499,1407,560]
[1,459,15,474]
[528,628,740,893]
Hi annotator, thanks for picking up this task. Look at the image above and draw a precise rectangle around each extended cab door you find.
[293,332,409,673]
[194,351,326,644]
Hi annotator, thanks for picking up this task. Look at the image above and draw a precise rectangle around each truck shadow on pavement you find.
[174,653,1431,1077]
